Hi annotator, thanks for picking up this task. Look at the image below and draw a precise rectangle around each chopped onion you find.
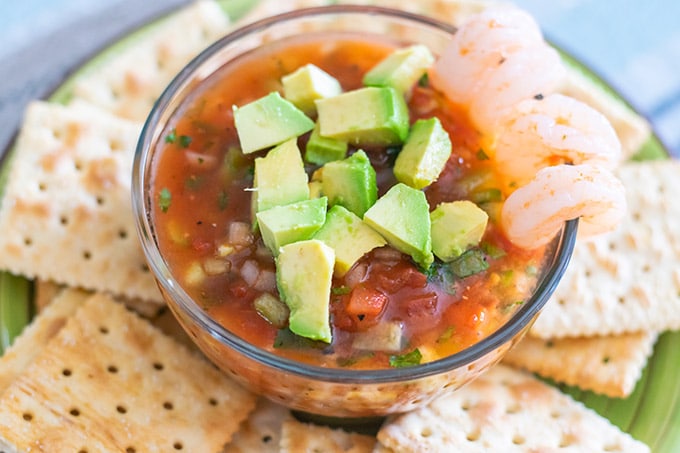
[185,150,218,169]
[353,321,404,352]
[373,246,403,263]
[240,259,260,286]
[254,269,276,292]
[344,262,368,288]
[203,258,230,276]
[228,221,254,246]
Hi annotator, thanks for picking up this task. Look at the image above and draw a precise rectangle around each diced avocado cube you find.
[276,239,335,343]
[363,183,433,269]
[252,139,309,218]
[430,200,489,262]
[363,45,435,95]
[316,87,409,146]
[282,64,342,115]
[322,150,377,218]
[233,92,314,154]
[394,117,452,189]
[313,205,386,277]
[257,197,328,255]
[305,123,348,165]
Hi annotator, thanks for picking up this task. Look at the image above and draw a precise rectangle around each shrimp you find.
[493,93,623,189]
[500,164,627,249]
[429,6,565,134]
[467,46,565,134]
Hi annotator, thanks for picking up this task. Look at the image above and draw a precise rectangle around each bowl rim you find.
[132,4,579,384]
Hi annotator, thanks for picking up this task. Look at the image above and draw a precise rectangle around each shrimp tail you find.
[501,164,627,249]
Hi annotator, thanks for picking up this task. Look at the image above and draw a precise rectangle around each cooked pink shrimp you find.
[429,6,565,134]
[494,93,623,189]
[501,164,627,248]
[468,46,565,134]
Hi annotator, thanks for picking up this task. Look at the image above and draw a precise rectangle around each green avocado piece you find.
[316,86,409,146]
[282,64,342,115]
[276,239,335,343]
[363,44,435,95]
[430,200,489,262]
[252,139,309,218]
[313,205,386,277]
[394,117,452,189]
[321,150,377,218]
[233,92,314,154]
[305,123,348,165]
[363,183,433,269]
[257,197,328,255]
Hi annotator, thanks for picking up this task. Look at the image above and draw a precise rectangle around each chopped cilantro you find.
[480,241,506,259]
[331,286,351,295]
[476,149,489,160]
[164,129,192,148]
[179,135,193,148]
[424,260,456,295]
[418,72,429,87]
[273,329,327,350]
[164,129,177,144]
[389,348,422,368]
[471,188,502,204]
[450,248,489,278]
[337,352,374,367]
[501,300,524,313]
[437,326,456,344]
[159,188,172,213]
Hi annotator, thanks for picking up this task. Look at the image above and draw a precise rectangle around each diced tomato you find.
[404,292,438,318]
[229,280,249,298]
[346,285,387,317]
[336,285,388,331]
[445,300,490,339]
[191,237,213,253]
[375,262,427,293]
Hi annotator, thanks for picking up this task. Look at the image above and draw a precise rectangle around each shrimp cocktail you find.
[135,5,624,416]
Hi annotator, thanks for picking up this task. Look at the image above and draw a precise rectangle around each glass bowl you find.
[132,5,577,418]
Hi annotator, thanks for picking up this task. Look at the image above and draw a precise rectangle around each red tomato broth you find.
[151,33,549,370]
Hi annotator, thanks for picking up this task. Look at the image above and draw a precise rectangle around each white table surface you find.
[0,0,678,157]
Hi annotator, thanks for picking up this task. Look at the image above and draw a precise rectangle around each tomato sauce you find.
[151,33,548,369]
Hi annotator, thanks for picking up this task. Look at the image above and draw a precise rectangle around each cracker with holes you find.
[69,0,230,122]
[376,364,649,452]
[223,398,293,452]
[0,292,256,453]
[0,101,163,306]
[532,160,680,338]
[279,418,377,453]
[0,288,89,395]
[503,331,658,397]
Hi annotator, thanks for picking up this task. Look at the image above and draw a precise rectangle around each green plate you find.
[0,1,676,450]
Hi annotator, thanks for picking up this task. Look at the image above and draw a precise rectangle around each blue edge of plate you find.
[0,0,677,450]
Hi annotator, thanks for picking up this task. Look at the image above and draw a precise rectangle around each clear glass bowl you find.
[132,5,577,418]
